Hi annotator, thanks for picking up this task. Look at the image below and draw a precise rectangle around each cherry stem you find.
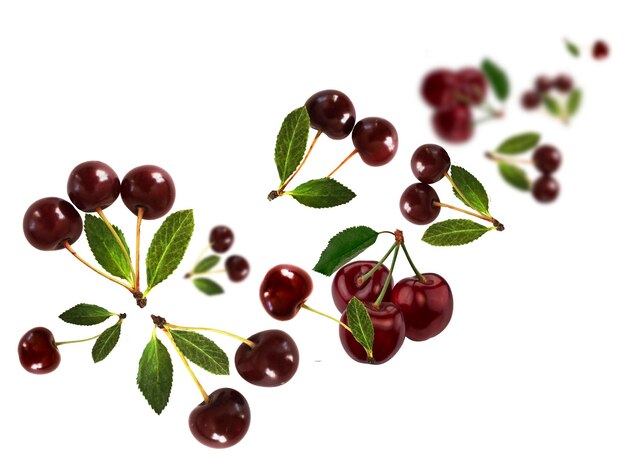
[358,242,397,285]
[134,207,144,292]
[64,240,134,292]
[400,243,425,283]
[275,129,323,195]
[485,151,532,165]
[326,148,358,179]
[56,314,125,346]
[161,326,209,403]
[373,245,399,308]
[166,323,256,349]
[96,208,136,285]
[301,304,352,333]
[433,201,494,223]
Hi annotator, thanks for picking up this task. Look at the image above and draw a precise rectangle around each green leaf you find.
[84,214,133,284]
[92,322,122,363]
[59,303,115,325]
[498,162,531,191]
[288,178,355,208]
[346,297,374,358]
[567,89,582,117]
[137,334,173,415]
[564,39,580,57]
[496,132,541,155]
[170,330,229,376]
[313,226,379,276]
[193,255,220,274]
[146,210,194,293]
[450,165,490,216]
[193,277,224,296]
[422,219,492,246]
[274,106,311,184]
[543,94,562,117]
[481,58,509,101]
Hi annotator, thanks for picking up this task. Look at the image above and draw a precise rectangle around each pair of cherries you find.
[521,73,575,110]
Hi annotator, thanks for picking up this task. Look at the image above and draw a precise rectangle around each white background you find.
[1,1,624,468]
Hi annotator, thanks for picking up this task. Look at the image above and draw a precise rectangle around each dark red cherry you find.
[331,260,393,313]
[553,74,573,93]
[521,90,541,110]
[259,264,313,321]
[532,145,562,174]
[432,104,473,143]
[532,175,559,203]
[421,69,458,108]
[391,274,453,341]
[339,302,405,364]
[410,144,451,184]
[23,197,83,251]
[399,183,441,225]
[235,330,299,387]
[592,40,609,60]
[209,225,234,253]
[67,161,120,212]
[188,388,251,449]
[305,90,356,140]
[352,117,398,166]
[18,327,61,374]
[456,68,487,105]
[535,76,553,93]
[121,165,175,220]
[225,255,250,282]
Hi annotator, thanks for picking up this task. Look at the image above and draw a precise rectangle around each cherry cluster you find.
[530,146,562,203]
[521,73,574,110]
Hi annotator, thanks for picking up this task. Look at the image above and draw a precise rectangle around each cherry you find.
[351,117,398,166]
[305,90,356,140]
[553,74,573,93]
[521,90,541,110]
[532,145,562,174]
[432,104,473,143]
[456,67,487,105]
[339,302,405,364]
[235,330,299,387]
[391,274,453,341]
[535,76,553,93]
[120,165,175,220]
[399,182,441,225]
[331,260,393,312]
[421,69,458,108]
[592,40,609,60]
[410,144,451,184]
[225,255,250,282]
[188,388,251,449]
[67,161,120,212]
[23,197,83,251]
[209,225,234,253]
[18,327,61,374]
[260,264,313,321]
[532,175,559,203]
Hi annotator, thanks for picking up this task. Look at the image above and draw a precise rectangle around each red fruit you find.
[532,145,562,174]
[456,68,487,105]
[18,327,61,374]
[532,175,559,203]
[421,69,458,108]
[67,161,120,212]
[535,76,553,93]
[305,89,356,140]
[521,90,541,110]
[432,104,473,143]
[121,165,176,220]
[23,197,83,251]
[399,182,441,225]
[410,143,451,184]
[331,260,393,312]
[259,264,313,321]
[352,117,398,166]
[592,40,609,60]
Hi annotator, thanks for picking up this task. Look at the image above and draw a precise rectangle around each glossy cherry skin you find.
[521,90,541,110]
[421,69,458,108]
[23,197,83,251]
[305,90,356,140]
[535,75,553,93]
[121,165,175,220]
[553,74,573,93]
[532,175,559,203]
[410,144,451,184]
[352,117,398,166]
[456,68,487,105]
[339,302,405,364]
[188,388,251,449]
[532,145,562,174]
[432,104,473,143]
[235,330,299,387]
[592,40,609,60]
[209,225,234,253]
[67,161,120,212]
[18,327,61,374]
[260,264,313,321]
[391,274,453,341]
[331,260,393,312]
[399,183,441,225]
[225,255,250,282]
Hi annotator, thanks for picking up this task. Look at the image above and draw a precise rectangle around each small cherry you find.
[18,327,61,374]
[535,76,553,93]
[532,145,562,174]
[521,90,541,110]
[532,175,559,203]
[67,161,120,212]
[432,104,473,143]
[331,260,393,312]
[553,74,573,93]
[421,69,458,108]
[410,144,451,184]
[351,117,398,166]
[23,197,83,251]
[121,165,176,220]
[209,225,234,253]
[592,40,609,60]
[456,67,487,105]
[260,264,313,321]
[225,255,250,282]
[189,388,251,449]
[399,182,441,225]
[235,330,299,387]
[305,90,356,140]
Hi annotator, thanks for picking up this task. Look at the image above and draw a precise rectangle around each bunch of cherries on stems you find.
[19,161,301,449]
